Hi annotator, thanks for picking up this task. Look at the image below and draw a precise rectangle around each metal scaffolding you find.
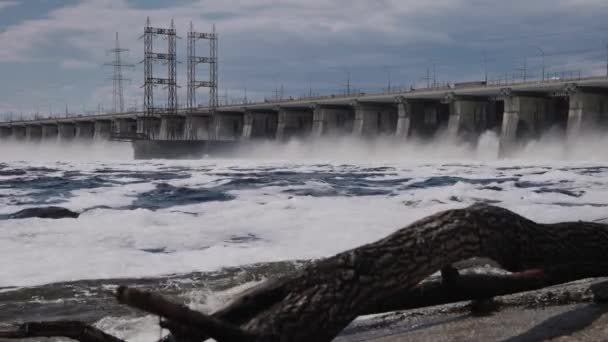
[187,22,218,114]
[105,32,133,113]
[140,17,179,138]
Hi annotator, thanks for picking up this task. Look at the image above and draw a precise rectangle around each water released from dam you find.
[2,130,608,340]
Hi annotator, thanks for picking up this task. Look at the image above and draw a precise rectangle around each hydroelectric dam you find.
[2,76,608,159]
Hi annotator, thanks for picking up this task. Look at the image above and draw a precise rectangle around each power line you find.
[467,25,608,44]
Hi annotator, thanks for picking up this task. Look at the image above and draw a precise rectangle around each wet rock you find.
[470,298,500,316]
[0,169,27,176]
[7,207,80,219]
[592,281,608,303]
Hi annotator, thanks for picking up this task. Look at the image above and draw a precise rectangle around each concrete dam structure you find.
[2,76,608,159]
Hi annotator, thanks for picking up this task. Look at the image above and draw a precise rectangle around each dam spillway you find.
[2,76,608,159]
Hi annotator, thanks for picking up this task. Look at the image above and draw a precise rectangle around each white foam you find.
[1,159,607,287]
[95,315,168,342]
[2,130,608,287]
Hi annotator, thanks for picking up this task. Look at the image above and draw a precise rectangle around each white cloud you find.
[0,0,459,63]
[0,0,18,11]
[0,0,607,115]
[61,58,97,69]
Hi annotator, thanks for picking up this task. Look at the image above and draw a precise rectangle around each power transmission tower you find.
[140,17,179,138]
[187,22,218,113]
[167,19,178,115]
[104,32,134,113]
[516,57,528,81]
[342,70,351,96]
[421,67,432,88]
[483,50,488,84]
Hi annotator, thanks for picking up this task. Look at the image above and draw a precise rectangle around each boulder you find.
[7,207,80,219]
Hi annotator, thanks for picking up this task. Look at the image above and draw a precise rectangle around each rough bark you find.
[115,286,253,342]
[129,263,608,342]
[0,321,123,342]
[227,203,608,342]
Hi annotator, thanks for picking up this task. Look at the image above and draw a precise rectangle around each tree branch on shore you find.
[0,321,124,342]
[3,204,608,342]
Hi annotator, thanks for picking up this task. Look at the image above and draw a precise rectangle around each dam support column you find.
[159,115,185,140]
[499,94,551,155]
[566,90,608,138]
[396,98,411,139]
[215,112,243,140]
[352,101,398,138]
[312,105,355,137]
[0,127,11,139]
[276,108,313,140]
[446,96,495,141]
[58,123,76,141]
[408,101,450,139]
[25,125,42,141]
[42,124,58,140]
[137,117,161,139]
[75,122,94,140]
[242,110,278,140]
[114,118,138,139]
[12,126,26,140]
[94,120,112,140]
[184,114,214,140]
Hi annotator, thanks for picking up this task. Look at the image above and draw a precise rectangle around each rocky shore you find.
[338,277,608,341]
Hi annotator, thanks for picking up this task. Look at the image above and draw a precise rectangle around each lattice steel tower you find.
[187,22,218,113]
[141,17,179,137]
[105,32,133,113]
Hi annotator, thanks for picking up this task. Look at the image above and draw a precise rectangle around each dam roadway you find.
[2,76,608,156]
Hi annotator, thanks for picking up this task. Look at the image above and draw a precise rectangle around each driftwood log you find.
[0,321,123,342]
[3,203,608,342]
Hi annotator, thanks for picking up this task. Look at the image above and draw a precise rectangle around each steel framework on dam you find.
[187,22,218,114]
[104,32,134,114]
[140,17,179,138]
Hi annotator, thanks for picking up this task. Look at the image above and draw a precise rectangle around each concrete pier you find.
[137,117,161,139]
[396,98,411,138]
[242,111,278,139]
[94,121,112,140]
[567,90,608,137]
[75,122,94,139]
[446,97,496,140]
[25,125,42,141]
[41,124,58,139]
[501,96,551,141]
[114,118,138,139]
[276,108,313,140]
[215,112,243,140]
[0,127,11,139]
[352,102,398,137]
[184,115,214,140]
[408,101,450,139]
[12,126,26,140]
[499,95,552,154]
[58,123,76,141]
[312,105,354,136]
[159,116,185,140]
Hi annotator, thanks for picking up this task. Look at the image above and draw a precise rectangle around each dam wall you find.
[2,77,608,156]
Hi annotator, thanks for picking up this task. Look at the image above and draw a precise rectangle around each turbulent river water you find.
[2,131,608,341]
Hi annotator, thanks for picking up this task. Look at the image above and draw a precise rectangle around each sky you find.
[0,0,608,119]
